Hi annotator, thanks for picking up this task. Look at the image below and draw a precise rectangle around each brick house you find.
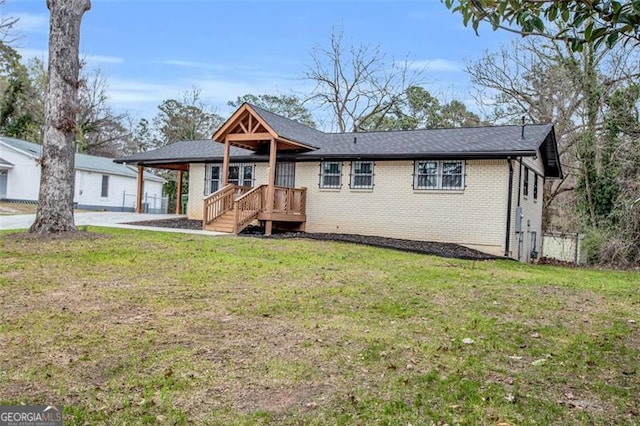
[116,103,562,261]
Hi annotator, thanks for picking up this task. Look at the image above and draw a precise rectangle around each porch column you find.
[175,169,183,214]
[136,165,144,214]
[222,137,230,185]
[265,138,277,235]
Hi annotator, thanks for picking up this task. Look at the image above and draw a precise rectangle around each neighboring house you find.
[116,103,563,262]
[0,136,166,212]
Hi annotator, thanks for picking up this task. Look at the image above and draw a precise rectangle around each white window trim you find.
[319,161,342,189]
[350,161,375,190]
[205,163,255,195]
[413,160,465,191]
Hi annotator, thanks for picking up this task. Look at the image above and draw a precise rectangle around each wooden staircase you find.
[203,183,307,235]
[206,210,237,233]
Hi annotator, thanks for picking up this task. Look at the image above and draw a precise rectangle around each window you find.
[442,161,464,189]
[205,163,254,195]
[415,161,438,189]
[414,160,465,190]
[350,161,374,189]
[523,166,529,197]
[319,161,342,189]
[533,174,538,201]
[276,162,295,188]
[205,165,221,195]
[101,175,109,197]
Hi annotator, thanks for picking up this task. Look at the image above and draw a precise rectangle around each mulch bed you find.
[127,218,499,261]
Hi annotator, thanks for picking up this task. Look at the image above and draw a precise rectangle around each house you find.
[116,103,563,261]
[0,136,166,213]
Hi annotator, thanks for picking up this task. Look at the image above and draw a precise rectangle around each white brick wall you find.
[189,159,514,256]
[296,160,509,256]
[508,155,545,262]
[188,155,550,261]
[187,163,206,219]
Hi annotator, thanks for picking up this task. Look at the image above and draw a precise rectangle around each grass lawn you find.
[0,201,38,215]
[1,228,639,425]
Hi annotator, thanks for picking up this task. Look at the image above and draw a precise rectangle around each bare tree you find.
[30,0,91,234]
[466,38,639,231]
[76,68,128,156]
[305,28,423,132]
[0,0,18,43]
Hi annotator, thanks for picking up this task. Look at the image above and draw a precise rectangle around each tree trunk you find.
[29,0,91,234]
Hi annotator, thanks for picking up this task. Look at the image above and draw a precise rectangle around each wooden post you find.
[175,169,183,214]
[136,165,144,214]
[222,137,231,186]
[265,138,277,235]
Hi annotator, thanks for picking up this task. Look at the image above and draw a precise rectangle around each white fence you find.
[542,233,586,265]
[122,192,168,214]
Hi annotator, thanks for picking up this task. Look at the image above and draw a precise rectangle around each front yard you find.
[0,228,638,424]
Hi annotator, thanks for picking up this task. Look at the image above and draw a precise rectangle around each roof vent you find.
[353,137,357,144]
[521,116,525,140]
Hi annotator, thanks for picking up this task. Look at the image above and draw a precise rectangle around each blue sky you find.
[4,0,515,124]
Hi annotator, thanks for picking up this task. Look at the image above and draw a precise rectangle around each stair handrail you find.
[233,184,265,233]
[203,184,236,228]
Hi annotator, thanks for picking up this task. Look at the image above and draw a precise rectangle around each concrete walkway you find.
[0,212,228,236]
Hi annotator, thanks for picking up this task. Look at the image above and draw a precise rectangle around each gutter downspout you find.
[516,158,523,261]
[505,157,514,257]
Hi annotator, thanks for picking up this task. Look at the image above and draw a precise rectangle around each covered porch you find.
[203,103,311,235]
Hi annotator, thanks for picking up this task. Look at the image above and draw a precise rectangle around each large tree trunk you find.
[30,0,91,234]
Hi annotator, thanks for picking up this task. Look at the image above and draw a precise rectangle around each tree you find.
[75,68,128,156]
[228,93,316,128]
[0,45,32,137]
[0,0,18,42]
[152,88,224,146]
[444,0,640,51]
[360,86,483,131]
[30,0,91,234]
[466,38,639,231]
[305,28,423,132]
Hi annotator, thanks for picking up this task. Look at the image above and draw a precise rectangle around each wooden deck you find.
[203,184,306,234]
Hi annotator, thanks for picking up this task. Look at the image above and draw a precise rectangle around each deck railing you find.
[203,184,251,227]
[267,186,307,215]
[233,185,263,233]
[205,184,306,232]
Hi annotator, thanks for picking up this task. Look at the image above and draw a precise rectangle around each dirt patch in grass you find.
[1,229,638,424]
[0,202,38,215]
[3,230,109,242]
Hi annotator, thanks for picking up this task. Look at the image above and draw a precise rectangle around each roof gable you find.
[213,103,318,152]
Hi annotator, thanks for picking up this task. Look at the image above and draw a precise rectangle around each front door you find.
[275,162,295,188]
[0,170,7,199]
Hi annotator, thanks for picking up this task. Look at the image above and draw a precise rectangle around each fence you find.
[542,233,586,265]
[122,192,168,214]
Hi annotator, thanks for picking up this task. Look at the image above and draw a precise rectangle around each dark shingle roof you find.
[116,107,562,178]
[247,104,325,148]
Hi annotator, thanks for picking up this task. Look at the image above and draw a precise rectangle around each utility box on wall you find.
[514,206,523,233]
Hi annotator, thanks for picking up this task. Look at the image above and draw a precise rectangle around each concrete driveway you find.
[0,212,227,236]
